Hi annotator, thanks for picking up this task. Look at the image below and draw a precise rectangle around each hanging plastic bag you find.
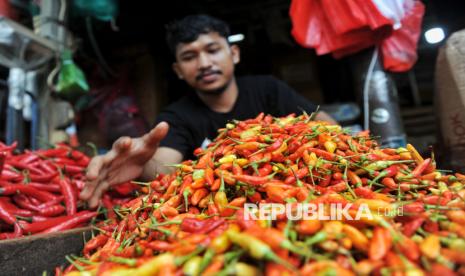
[55,50,89,101]
[290,0,393,56]
[380,0,425,72]
[72,0,118,21]
[290,0,424,72]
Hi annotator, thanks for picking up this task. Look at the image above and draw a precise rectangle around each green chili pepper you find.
[183,256,202,276]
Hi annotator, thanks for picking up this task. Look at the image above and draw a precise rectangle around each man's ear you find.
[230,44,240,64]
[172,63,183,79]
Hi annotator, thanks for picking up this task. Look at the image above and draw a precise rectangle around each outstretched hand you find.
[80,122,169,208]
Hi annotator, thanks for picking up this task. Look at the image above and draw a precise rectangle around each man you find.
[80,14,336,208]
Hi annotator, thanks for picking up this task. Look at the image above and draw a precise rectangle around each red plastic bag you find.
[380,1,425,72]
[290,0,425,72]
[290,0,321,49]
[290,0,392,56]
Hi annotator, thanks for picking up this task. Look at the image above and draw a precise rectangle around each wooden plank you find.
[0,227,92,275]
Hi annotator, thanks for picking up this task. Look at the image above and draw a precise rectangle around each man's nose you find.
[198,53,212,69]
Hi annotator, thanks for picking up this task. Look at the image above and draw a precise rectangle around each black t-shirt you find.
[155,75,317,160]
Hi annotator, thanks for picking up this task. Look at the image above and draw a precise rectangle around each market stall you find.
[1,0,465,275]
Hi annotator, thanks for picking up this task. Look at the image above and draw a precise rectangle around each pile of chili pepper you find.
[0,142,137,239]
[59,113,465,275]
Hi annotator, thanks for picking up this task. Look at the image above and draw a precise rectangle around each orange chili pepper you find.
[342,224,368,251]
[296,219,321,235]
[369,227,392,261]
[191,188,209,206]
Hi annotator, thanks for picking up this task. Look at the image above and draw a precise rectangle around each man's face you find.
[172,32,240,95]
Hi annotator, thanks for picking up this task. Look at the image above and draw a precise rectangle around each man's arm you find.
[140,146,184,180]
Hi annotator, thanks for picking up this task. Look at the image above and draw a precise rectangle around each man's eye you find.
[208,48,220,54]
[181,55,195,61]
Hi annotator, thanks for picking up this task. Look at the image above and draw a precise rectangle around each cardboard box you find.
[435,29,465,172]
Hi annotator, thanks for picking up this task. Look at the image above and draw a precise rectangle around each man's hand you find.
[80,122,169,208]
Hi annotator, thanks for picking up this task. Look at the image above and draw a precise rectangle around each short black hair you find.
[165,14,231,55]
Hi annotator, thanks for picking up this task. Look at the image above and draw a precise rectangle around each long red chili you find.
[26,182,61,193]
[29,172,58,183]
[12,194,39,211]
[0,185,56,202]
[233,174,273,186]
[40,211,97,234]
[19,215,72,233]
[0,197,34,216]
[0,152,6,175]
[83,234,109,258]
[57,176,77,215]
[410,158,431,178]
[36,205,66,217]
[0,201,23,237]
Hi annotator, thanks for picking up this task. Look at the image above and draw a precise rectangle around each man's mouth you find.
[196,70,222,82]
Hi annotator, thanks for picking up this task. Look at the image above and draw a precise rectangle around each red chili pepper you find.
[284,167,308,185]
[0,152,6,175]
[233,174,273,186]
[40,211,96,233]
[410,158,431,178]
[232,162,243,176]
[267,138,283,152]
[26,182,61,193]
[112,182,137,196]
[102,194,116,219]
[37,196,64,208]
[402,202,424,213]
[248,191,262,203]
[29,172,57,183]
[0,169,22,181]
[195,151,214,169]
[307,148,336,161]
[205,166,215,186]
[423,195,449,205]
[57,176,77,215]
[354,187,375,198]
[287,143,315,161]
[19,215,73,233]
[0,141,17,153]
[76,156,90,167]
[0,201,22,237]
[83,234,109,257]
[430,263,457,275]
[68,150,87,161]
[369,227,392,261]
[191,188,209,206]
[402,217,425,237]
[0,196,34,216]
[36,205,66,217]
[53,157,79,166]
[327,181,348,192]
[37,148,68,158]
[318,173,332,187]
[396,236,420,261]
[61,164,86,175]
[38,161,56,174]
[6,160,44,175]
[258,163,273,177]
[0,185,56,202]
[381,177,398,189]
[346,170,362,186]
[180,217,225,234]
[207,203,219,216]
[12,194,39,212]
[424,219,439,233]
